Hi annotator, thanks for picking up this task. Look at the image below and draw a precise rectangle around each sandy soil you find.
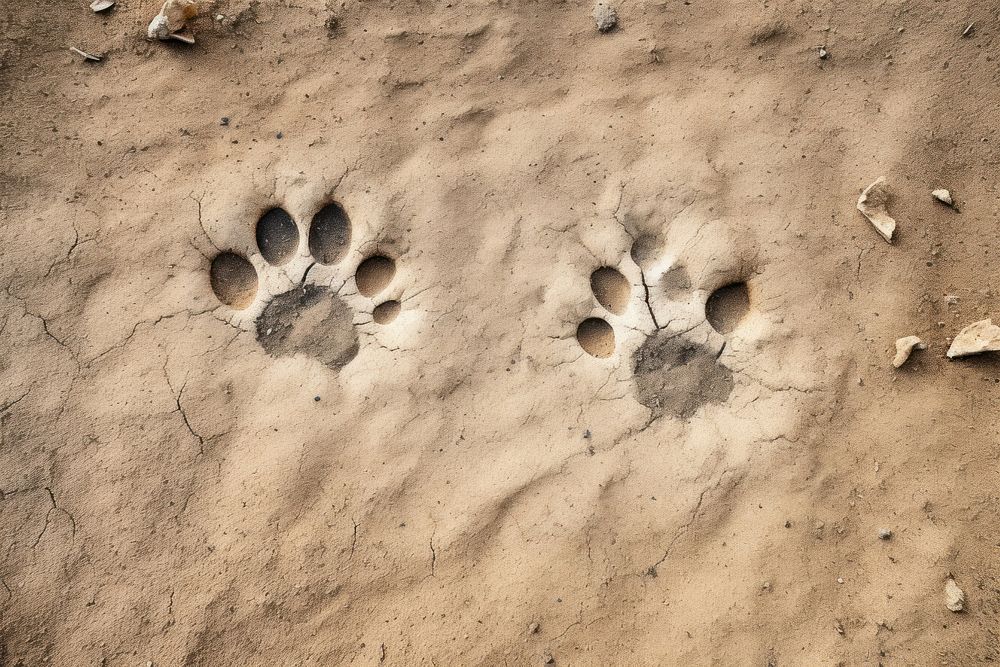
[2,0,1000,664]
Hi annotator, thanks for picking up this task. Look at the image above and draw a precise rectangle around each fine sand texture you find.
[2,0,1000,664]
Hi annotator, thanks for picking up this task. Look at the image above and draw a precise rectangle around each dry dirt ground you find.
[2,0,1000,664]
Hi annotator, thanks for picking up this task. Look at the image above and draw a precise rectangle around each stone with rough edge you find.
[892,336,925,368]
[593,2,618,32]
[945,578,965,612]
[147,0,198,40]
[932,189,953,206]
[857,177,896,243]
[947,319,1000,358]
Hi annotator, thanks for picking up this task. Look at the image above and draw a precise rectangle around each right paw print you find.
[208,199,403,369]
[574,228,756,420]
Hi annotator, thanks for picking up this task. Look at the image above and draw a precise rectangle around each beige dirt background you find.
[2,0,1000,664]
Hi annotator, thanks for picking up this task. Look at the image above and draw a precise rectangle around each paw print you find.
[574,226,756,419]
[208,199,402,369]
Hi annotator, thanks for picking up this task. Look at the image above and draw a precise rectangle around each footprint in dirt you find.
[208,200,402,369]
[574,237,753,419]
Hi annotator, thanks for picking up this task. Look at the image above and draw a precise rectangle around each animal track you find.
[208,201,403,369]
[575,236,755,419]
[705,281,750,335]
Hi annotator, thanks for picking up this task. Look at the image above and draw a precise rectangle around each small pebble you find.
[878,528,892,540]
[220,117,230,126]
[932,188,954,207]
[592,1,618,33]
[528,622,540,634]
[819,47,829,59]
[276,131,284,139]
[837,577,844,584]
[314,396,321,402]
[945,578,965,612]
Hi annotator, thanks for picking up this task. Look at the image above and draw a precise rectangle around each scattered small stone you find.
[220,117,230,126]
[544,654,555,665]
[932,188,954,207]
[784,520,792,528]
[834,620,845,635]
[961,22,975,38]
[892,336,926,368]
[314,396,321,402]
[148,0,198,41]
[857,177,896,243]
[878,528,892,540]
[761,581,771,591]
[90,0,115,12]
[837,577,844,584]
[818,47,829,59]
[592,1,618,33]
[583,429,592,439]
[947,319,1000,358]
[945,577,965,612]
[528,622,540,634]
[276,131,284,139]
[69,46,102,62]
[945,295,959,305]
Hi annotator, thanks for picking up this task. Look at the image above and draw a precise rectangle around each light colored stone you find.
[90,0,115,12]
[147,0,198,40]
[857,177,896,243]
[947,319,1000,358]
[945,578,965,612]
[932,188,953,206]
[878,528,892,540]
[592,1,618,33]
[892,335,925,368]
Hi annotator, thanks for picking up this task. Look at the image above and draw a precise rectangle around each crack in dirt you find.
[646,469,734,576]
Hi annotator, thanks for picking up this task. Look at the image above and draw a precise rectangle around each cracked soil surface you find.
[2,0,1000,664]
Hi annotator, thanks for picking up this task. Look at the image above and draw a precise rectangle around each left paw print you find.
[208,198,403,369]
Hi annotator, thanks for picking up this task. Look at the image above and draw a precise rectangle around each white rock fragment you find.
[592,1,618,33]
[147,0,198,40]
[945,294,959,305]
[932,189,954,207]
[947,319,1000,358]
[878,528,892,540]
[90,0,115,12]
[945,578,965,612]
[857,177,896,243]
[892,335,925,368]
